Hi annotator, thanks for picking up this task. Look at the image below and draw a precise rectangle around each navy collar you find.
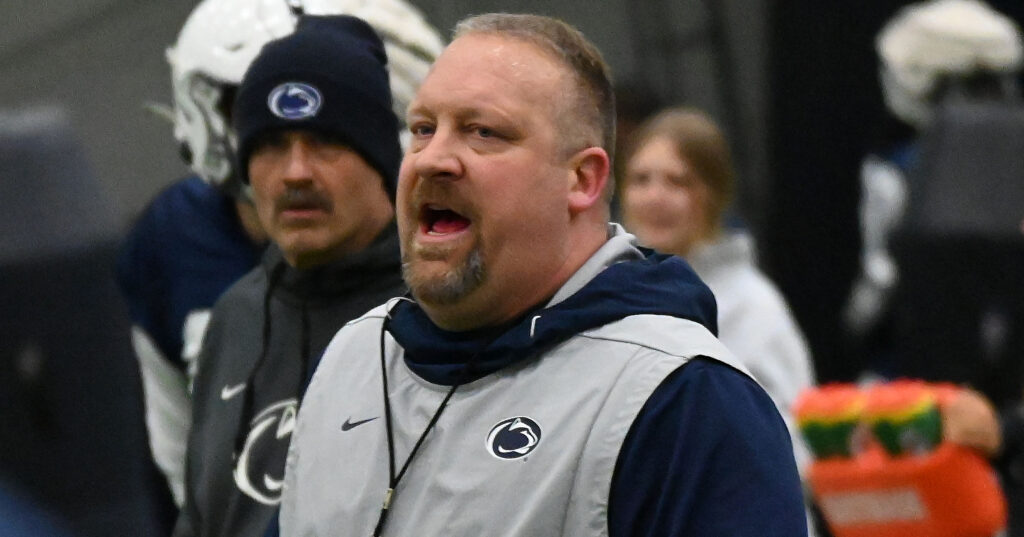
[387,228,717,385]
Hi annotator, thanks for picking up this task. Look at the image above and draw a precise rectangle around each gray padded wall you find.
[0,1,197,228]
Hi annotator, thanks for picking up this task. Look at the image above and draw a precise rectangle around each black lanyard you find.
[373,316,482,537]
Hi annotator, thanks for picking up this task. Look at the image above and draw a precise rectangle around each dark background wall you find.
[764,1,909,382]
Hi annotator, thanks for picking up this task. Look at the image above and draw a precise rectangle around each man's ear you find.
[567,147,610,215]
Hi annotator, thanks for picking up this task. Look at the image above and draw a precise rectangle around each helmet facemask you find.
[171,72,250,199]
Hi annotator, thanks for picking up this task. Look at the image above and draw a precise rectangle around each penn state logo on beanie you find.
[233,15,401,200]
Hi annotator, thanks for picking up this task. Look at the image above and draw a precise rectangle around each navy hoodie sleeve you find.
[609,357,807,537]
[115,176,263,366]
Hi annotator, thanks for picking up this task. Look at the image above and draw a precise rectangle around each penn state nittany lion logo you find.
[232,398,297,505]
[486,416,542,460]
[267,82,322,120]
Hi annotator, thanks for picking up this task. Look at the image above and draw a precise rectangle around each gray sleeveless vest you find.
[281,307,746,537]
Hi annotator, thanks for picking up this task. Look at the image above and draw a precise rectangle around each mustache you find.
[274,188,333,213]
[409,182,470,214]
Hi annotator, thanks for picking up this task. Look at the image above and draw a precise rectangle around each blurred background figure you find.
[618,106,819,535]
[114,0,443,520]
[845,0,1024,384]
[0,106,173,535]
[843,0,1024,534]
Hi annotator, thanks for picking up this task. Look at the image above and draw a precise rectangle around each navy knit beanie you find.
[233,15,401,199]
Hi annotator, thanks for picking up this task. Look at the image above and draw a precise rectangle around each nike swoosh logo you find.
[340,416,378,431]
[220,383,247,400]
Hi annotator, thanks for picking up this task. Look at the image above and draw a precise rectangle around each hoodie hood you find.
[386,225,717,385]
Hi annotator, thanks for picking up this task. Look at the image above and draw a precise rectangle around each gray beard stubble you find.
[402,247,486,305]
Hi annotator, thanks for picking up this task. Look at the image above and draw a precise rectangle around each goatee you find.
[402,247,485,305]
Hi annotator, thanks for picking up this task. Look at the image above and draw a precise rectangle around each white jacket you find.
[688,231,816,471]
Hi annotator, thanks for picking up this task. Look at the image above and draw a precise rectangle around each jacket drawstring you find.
[233,262,286,458]
[297,301,311,397]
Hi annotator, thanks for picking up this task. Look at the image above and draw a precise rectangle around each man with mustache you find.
[173,14,427,537]
[281,13,806,537]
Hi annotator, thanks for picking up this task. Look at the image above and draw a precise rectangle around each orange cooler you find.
[809,443,1005,537]
[800,382,1007,537]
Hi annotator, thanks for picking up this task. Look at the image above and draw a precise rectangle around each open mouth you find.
[421,204,471,236]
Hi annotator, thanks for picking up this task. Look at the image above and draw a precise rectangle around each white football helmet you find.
[166,0,444,195]
[877,0,1023,128]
